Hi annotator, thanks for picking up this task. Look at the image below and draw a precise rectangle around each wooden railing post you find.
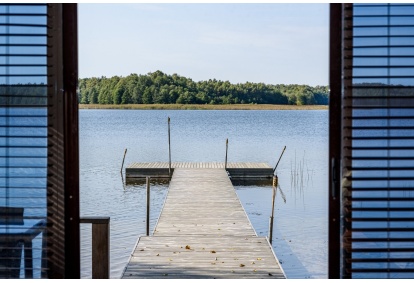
[273,146,286,174]
[269,175,278,244]
[120,148,127,173]
[146,177,151,236]
[225,138,228,170]
[168,117,171,178]
[80,217,110,279]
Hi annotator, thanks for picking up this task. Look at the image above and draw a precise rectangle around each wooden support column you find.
[80,217,110,279]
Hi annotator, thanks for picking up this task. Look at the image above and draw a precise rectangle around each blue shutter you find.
[0,3,48,278]
[341,3,414,278]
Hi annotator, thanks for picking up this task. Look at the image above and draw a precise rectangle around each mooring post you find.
[120,148,127,173]
[225,138,228,170]
[168,117,171,178]
[269,175,278,244]
[146,176,150,236]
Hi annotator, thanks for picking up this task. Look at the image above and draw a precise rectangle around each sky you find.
[78,3,329,86]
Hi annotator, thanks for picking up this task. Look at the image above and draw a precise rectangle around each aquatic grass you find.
[290,150,313,200]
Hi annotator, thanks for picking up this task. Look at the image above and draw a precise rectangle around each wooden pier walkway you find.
[125,162,274,182]
[121,168,285,279]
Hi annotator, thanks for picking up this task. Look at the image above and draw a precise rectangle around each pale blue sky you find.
[79,3,329,86]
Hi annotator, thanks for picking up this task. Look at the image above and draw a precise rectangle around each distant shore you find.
[78,104,328,110]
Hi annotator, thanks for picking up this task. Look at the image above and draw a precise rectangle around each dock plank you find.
[126,162,273,182]
[122,168,284,279]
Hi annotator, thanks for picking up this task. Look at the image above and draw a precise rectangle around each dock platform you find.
[125,162,274,183]
[121,168,285,279]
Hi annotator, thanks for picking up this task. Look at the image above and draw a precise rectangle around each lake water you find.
[79,109,328,279]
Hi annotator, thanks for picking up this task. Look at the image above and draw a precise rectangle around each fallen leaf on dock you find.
[210,250,216,253]
[257,257,262,261]
[185,245,191,250]
[156,254,159,256]
[240,264,245,267]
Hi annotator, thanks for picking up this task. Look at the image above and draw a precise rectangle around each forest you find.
[0,84,47,106]
[77,71,329,105]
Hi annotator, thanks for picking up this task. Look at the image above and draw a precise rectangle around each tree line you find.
[78,71,329,105]
[0,84,47,106]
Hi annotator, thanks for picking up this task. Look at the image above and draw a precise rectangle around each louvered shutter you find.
[0,4,48,278]
[330,3,414,279]
[0,3,79,278]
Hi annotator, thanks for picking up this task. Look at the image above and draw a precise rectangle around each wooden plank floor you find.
[127,162,272,169]
[125,162,274,182]
[122,168,285,279]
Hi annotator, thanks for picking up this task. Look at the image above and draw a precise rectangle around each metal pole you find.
[168,117,171,177]
[146,176,150,236]
[269,175,278,244]
[120,148,127,173]
[225,138,228,170]
[273,146,286,173]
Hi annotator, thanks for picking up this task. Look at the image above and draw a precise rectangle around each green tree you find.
[78,71,329,106]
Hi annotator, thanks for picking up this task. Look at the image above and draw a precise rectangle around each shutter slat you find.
[349,217,414,221]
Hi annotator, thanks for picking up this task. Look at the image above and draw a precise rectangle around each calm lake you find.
[79,109,328,279]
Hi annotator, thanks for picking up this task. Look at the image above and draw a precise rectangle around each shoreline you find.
[78,104,328,110]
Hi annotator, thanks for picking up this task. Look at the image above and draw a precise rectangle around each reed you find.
[290,150,313,195]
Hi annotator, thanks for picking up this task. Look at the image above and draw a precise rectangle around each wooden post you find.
[80,217,110,279]
[24,241,33,278]
[92,222,110,279]
[120,148,127,173]
[273,146,286,173]
[146,176,150,236]
[225,138,228,170]
[168,117,171,177]
[269,175,278,244]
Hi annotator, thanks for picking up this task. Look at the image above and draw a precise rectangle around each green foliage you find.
[77,71,329,105]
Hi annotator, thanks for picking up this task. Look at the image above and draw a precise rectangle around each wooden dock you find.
[121,168,285,279]
[125,162,274,183]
